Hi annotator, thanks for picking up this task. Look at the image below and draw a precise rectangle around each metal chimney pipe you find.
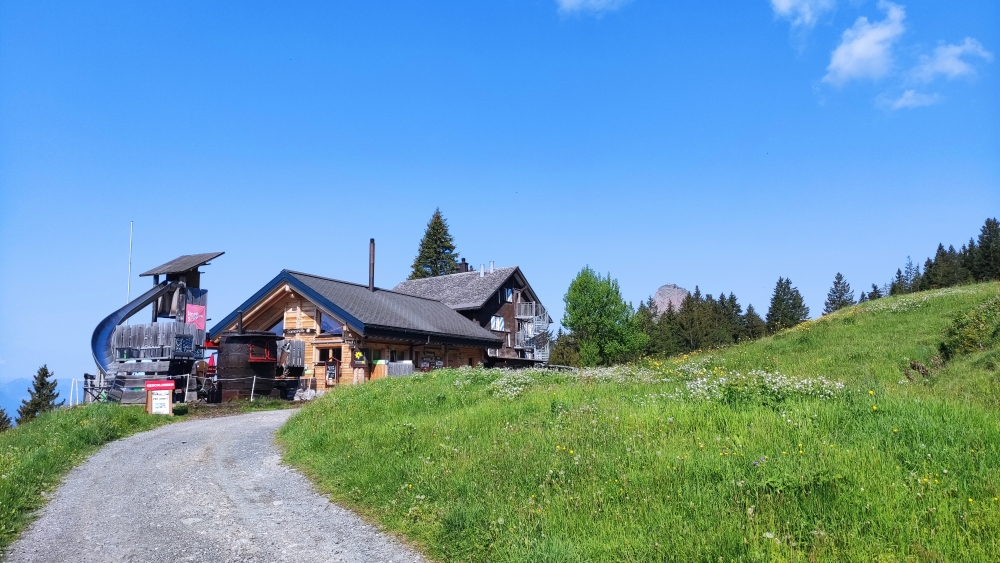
[369,238,375,292]
[489,261,494,273]
[479,264,485,277]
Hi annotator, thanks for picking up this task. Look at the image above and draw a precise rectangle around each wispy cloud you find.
[556,0,631,15]
[771,0,836,28]
[912,38,993,83]
[884,89,942,110]
[823,1,906,86]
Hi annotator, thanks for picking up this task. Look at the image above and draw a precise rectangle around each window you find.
[319,312,342,335]
[490,316,505,331]
[269,319,284,335]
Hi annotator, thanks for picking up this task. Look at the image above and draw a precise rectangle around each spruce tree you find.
[549,329,581,367]
[868,284,883,301]
[408,208,460,280]
[823,273,855,314]
[742,304,767,340]
[0,408,11,432]
[975,217,1000,281]
[765,277,809,334]
[17,365,63,425]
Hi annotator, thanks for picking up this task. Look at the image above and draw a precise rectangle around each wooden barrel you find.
[216,331,282,401]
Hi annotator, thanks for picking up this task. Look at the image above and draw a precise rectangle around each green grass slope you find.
[0,404,170,550]
[279,283,1000,562]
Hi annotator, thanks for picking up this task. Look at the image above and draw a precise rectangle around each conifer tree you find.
[857,291,868,303]
[549,329,581,367]
[823,273,855,315]
[408,208,460,279]
[903,257,921,292]
[868,284,883,301]
[0,408,11,432]
[765,277,809,334]
[742,304,767,340]
[975,217,1000,281]
[17,365,63,425]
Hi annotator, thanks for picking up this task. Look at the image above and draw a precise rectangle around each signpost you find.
[145,380,175,416]
[351,348,367,368]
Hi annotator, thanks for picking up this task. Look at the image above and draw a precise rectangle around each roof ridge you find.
[285,270,449,303]
[396,265,518,283]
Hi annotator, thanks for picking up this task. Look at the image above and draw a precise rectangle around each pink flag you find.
[185,304,207,330]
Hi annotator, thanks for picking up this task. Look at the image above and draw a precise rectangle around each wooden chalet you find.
[208,268,502,390]
[393,261,551,367]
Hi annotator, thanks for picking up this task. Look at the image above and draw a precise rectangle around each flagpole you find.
[126,221,133,324]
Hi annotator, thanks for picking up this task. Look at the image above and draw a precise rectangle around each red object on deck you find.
[144,380,175,391]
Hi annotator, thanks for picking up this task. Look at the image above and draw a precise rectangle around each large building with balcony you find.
[393,261,551,367]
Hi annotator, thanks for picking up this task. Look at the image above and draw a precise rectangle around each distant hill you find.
[0,378,72,423]
[652,283,689,313]
[0,378,30,419]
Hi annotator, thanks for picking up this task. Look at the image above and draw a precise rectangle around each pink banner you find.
[185,304,206,330]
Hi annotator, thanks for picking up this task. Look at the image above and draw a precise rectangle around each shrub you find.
[941,294,1000,359]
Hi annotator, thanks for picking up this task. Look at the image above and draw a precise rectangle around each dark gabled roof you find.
[140,252,225,277]
[209,270,501,346]
[392,266,522,310]
[394,266,553,323]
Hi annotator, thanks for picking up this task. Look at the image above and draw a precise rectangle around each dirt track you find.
[3,410,426,563]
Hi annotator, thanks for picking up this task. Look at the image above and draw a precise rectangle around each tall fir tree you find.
[975,217,1000,281]
[0,408,11,432]
[742,304,767,340]
[549,329,581,367]
[824,273,855,314]
[868,283,883,301]
[903,257,922,292]
[765,277,809,333]
[17,365,62,425]
[408,208,460,280]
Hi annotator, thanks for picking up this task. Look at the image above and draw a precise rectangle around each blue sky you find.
[1,0,997,392]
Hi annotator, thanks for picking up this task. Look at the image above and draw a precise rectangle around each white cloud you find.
[885,89,941,110]
[771,0,836,28]
[556,0,630,14]
[823,1,906,86]
[912,38,993,83]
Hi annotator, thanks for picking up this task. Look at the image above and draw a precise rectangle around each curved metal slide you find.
[91,281,174,374]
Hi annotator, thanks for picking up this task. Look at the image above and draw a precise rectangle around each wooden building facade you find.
[393,262,552,366]
[208,270,501,390]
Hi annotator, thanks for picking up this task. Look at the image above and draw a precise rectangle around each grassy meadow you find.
[0,403,171,550]
[279,283,1000,562]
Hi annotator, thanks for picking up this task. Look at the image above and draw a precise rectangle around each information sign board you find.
[150,390,172,415]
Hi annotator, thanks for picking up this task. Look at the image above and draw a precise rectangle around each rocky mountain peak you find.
[652,284,689,314]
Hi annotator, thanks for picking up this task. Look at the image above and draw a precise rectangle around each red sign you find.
[185,304,207,330]
[145,380,175,391]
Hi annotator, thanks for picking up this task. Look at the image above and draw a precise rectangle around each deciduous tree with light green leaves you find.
[561,266,647,366]
[408,208,461,280]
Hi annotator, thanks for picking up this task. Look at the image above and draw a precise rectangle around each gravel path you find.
[4,410,427,563]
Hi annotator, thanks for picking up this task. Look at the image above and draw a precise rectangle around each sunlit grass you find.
[0,404,170,549]
[279,283,1000,562]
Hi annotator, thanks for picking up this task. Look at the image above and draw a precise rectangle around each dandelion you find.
[872,405,878,411]
[869,390,874,395]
